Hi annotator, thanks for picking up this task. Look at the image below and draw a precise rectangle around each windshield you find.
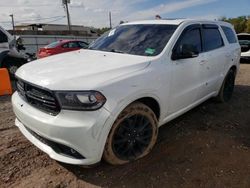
[46,41,60,48]
[89,24,178,56]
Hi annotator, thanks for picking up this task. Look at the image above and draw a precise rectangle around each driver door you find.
[168,24,204,114]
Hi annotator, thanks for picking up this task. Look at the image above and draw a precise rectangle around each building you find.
[15,23,97,36]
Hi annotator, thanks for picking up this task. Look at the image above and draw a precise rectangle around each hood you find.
[16,49,153,90]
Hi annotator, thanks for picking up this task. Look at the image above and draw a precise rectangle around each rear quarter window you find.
[221,26,237,44]
[203,28,224,52]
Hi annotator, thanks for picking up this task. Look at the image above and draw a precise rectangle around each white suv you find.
[12,19,240,165]
[0,26,28,78]
[237,33,250,61]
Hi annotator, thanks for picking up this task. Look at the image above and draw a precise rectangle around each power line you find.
[42,17,67,24]
[0,3,57,7]
[0,15,66,24]
[109,11,112,29]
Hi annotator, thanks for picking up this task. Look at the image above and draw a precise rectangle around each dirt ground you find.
[1,64,250,188]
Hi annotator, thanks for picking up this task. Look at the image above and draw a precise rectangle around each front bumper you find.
[241,56,250,60]
[12,92,114,165]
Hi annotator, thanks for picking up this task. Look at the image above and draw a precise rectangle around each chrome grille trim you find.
[16,79,60,115]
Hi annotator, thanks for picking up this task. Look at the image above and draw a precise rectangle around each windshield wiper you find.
[110,49,125,54]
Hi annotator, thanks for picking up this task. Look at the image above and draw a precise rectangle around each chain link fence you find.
[20,35,98,54]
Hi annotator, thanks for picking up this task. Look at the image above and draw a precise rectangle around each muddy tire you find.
[103,102,158,165]
[217,69,236,103]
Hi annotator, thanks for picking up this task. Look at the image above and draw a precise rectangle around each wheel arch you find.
[134,97,161,120]
[229,65,237,75]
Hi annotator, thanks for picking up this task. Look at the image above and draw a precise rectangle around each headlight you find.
[55,91,106,111]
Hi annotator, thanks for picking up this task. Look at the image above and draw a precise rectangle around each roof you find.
[122,19,233,27]
[124,19,188,25]
[237,33,250,36]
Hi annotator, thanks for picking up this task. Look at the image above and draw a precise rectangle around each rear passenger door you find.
[196,24,227,99]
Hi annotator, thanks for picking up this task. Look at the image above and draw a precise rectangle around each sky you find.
[0,0,249,29]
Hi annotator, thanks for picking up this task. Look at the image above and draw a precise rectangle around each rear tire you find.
[103,102,158,165]
[216,69,236,103]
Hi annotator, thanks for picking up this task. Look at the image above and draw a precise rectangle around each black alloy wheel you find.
[112,114,153,161]
[103,102,158,165]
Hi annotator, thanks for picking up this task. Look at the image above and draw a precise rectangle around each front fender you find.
[105,90,162,127]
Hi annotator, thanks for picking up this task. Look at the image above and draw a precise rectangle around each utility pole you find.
[62,0,72,34]
[109,11,112,29]
[9,14,16,38]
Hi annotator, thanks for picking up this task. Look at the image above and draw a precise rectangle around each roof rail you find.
[161,18,186,20]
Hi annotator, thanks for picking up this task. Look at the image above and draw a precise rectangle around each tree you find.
[246,17,250,33]
[220,16,249,33]
[95,27,110,35]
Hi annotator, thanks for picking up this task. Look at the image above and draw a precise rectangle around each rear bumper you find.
[12,92,114,165]
[241,51,250,60]
[241,56,250,60]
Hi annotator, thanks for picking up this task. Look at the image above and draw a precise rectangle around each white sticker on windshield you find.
[108,29,116,37]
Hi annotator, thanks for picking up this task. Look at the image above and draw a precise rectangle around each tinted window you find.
[68,42,79,48]
[89,24,178,56]
[238,34,250,45]
[237,34,250,52]
[177,28,202,53]
[221,26,237,43]
[203,28,224,51]
[78,41,88,48]
[62,43,68,48]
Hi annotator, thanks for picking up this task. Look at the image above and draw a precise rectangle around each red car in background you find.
[38,40,89,58]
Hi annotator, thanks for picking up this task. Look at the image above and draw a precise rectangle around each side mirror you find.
[17,44,26,51]
[172,44,199,60]
[0,32,8,43]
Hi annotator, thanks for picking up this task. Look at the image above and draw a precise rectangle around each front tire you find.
[103,102,158,165]
[217,69,236,103]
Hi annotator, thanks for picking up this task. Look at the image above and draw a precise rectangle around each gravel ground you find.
[0,64,250,188]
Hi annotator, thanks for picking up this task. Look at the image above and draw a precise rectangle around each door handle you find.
[199,60,207,65]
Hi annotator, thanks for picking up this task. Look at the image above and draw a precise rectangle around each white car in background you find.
[0,26,28,78]
[12,19,240,166]
[237,33,250,62]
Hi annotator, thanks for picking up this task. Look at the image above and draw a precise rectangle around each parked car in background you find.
[237,33,250,62]
[0,26,28,78]
[38,40,89,58]
[13,19,240,166]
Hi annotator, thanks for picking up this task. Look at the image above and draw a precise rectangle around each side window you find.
[62,43,69,48]
[203,28,224,51]
[68,42,79,48]
[221,26,237,44]
[177,28,202,53]
[0,30,8,43]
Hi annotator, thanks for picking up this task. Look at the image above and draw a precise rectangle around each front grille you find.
[25,126,85,159]
[16,79,60,115]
